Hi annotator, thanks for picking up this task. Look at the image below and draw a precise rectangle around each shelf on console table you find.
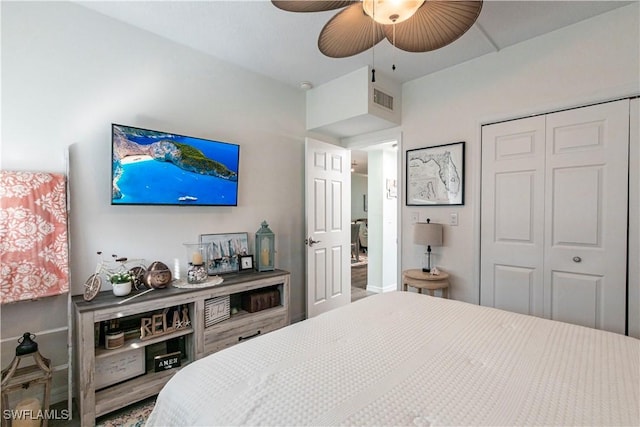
[94,327,194,359]
[72,269,290,426]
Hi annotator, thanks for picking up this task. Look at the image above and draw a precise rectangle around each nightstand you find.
[402,269,449,298]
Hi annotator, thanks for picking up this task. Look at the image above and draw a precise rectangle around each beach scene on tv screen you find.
[112,124,239,206]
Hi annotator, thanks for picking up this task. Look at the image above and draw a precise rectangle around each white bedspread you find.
[146,291,639,426]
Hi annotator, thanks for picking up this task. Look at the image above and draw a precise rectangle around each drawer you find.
[204,312,287,355]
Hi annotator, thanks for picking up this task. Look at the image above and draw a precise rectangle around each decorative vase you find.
[111,280,132,297]
[143,261,173,289]
[184,243,209,284]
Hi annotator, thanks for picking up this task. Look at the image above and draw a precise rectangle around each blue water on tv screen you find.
[111,124,239,206]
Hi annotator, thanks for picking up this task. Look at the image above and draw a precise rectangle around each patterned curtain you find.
[0,171,69,303]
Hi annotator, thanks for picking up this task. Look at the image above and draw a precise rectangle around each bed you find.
[146,291,639,426]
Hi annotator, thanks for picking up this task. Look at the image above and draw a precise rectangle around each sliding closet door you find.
[481,99,629,334]
[480,116,546,316]
[544,100,629,333]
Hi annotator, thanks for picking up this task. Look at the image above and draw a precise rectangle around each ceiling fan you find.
[272,0,483,58]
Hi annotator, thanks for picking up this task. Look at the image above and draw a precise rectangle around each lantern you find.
[1,333,52,427]
[184,243,209,283]
[255,220,275,272]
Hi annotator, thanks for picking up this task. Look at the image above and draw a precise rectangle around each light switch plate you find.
[449,212,458,226]
[411,212,419,224]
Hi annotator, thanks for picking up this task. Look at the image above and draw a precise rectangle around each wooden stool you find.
[402,269,449,298]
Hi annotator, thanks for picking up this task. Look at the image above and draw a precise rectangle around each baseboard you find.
[366,282,396,294]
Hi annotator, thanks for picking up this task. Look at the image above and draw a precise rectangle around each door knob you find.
[573,256,582,263]
[305,237,321,247]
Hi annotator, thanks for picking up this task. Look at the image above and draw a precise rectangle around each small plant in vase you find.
[109,271,132,284]
[109,256,133,296]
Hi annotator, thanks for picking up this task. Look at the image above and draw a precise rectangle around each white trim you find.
[0,325,69,344]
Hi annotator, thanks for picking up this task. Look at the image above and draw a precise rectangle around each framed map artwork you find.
[406,142,465,206]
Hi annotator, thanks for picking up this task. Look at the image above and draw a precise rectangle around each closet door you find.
[480,116,546,316]
[544,100,629,334]
[481,100,629,334]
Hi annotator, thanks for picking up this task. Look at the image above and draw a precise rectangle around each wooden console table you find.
[73,270,290,425]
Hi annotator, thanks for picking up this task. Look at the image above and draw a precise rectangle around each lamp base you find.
[423,246,433,273]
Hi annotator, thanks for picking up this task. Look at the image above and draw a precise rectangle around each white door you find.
[305,138,351,318]
[480,115,546,316]
[481,100,629,334]
[543,100,628,333]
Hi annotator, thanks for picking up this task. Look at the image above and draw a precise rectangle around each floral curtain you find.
[0,171,69,303]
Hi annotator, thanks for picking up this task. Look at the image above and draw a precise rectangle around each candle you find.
[261,248,269,266]
[192,252,203,265]
[173,258,180,280]
[13,397,40,427]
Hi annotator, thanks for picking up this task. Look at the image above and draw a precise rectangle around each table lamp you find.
[413,218,443,273]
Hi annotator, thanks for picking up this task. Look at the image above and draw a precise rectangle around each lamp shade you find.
[414,222,443,247]
[362,0,425,25]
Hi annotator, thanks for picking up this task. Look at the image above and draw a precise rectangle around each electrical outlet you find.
[411,212,419,224]
[449,212,459,226]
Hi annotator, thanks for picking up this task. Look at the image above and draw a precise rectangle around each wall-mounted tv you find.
[111,124,239,206]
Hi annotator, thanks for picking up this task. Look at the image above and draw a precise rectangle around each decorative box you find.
[154,351,182,372]
[241,288,280,313]
[95,347,145,389]
[205,295,230,327]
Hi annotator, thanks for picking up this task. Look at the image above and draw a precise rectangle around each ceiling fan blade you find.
[319,4,385,58]
[272,1,357,13]
[384,1,483,52]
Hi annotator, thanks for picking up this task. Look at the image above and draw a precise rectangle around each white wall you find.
[401,4,640,304]
[366,147,398,293]
[381,149,398,291]
[1,1,307,403]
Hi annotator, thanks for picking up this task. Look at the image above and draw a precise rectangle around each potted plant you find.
[109,271,132,296]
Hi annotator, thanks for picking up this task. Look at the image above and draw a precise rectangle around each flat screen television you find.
[111,124,239,206]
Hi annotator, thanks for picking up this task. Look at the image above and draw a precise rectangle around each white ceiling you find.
[75,0,632,174]
[77,0,631,90]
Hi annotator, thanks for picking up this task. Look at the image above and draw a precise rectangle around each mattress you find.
[146,291,639,426]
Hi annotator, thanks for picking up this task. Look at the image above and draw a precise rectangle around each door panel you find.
[312,248,327,302]
[552,166,601,247]
[481,116,545,316]
[494,265,535,314]
[495,172,535,242]
[629,98,639,338]
[544,100,628,333]
[313,179,327,232]
[331,246,342,296]
[551,271,601,329]
[306,138,350,318]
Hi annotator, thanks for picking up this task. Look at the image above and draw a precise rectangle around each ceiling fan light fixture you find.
[362,0,425,25]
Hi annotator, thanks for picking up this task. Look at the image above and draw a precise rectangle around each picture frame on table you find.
[238,255,254,272]
[199,232,249,275]
[406,141,465,206]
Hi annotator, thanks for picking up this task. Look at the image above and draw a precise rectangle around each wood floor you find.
[352,264,367,289]
[351,256,374,302]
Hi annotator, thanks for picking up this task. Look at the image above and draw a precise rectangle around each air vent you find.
[373,88,394,111]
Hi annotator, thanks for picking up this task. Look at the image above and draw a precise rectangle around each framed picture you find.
[238,254,254,272]
[200,232,249,275]
[406,141,465,206]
